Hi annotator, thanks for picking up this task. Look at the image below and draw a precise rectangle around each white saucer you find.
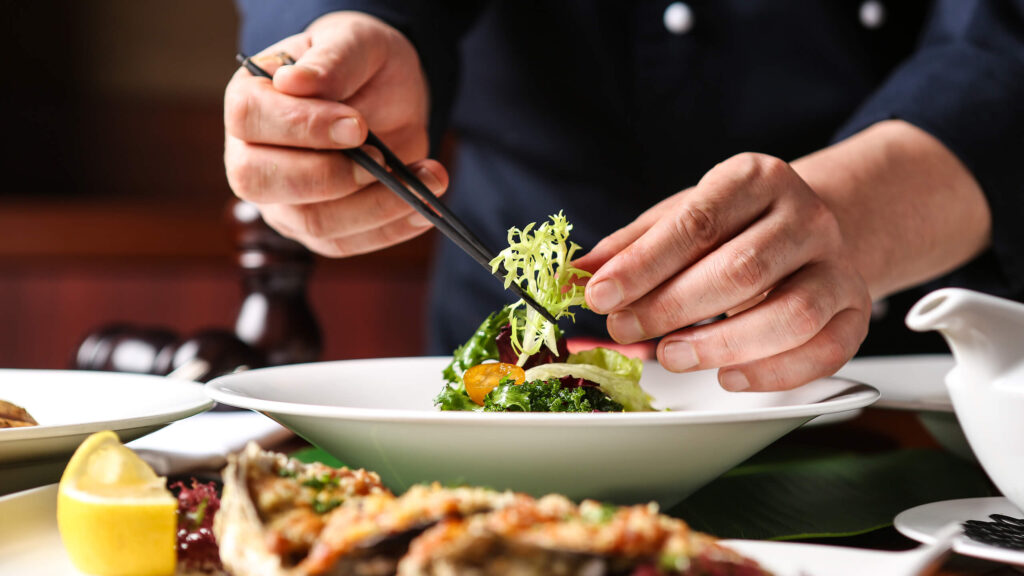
[895,497,1024,566]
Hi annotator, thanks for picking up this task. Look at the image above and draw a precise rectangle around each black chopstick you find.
[236,53,559,325]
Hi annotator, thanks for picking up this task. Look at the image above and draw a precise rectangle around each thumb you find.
[273,15,389,101]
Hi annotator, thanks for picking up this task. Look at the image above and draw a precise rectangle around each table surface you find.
[4,408,1019,575]
[782,409,1020,575]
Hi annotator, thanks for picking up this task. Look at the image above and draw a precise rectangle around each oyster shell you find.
[214,442,389,576]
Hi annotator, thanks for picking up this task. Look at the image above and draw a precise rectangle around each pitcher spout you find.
[906,288,1024,382]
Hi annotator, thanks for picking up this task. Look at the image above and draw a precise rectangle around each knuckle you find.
[815,328,851,372]
[368,188,400,220]
[279,103,323,143]
[709,328,747,366]
[298,204,329,239]
[308,237,349,259]
[323,239,353,258]
[780,290,825,340]
[674,203,720,251]
[755,154,791,181]
[225,156,264,202]
[643,297,680,337]
[720,247,766,294]
[379,221,416,246]
[726,152,790,186]
[306,154,336,199]
[222,87,253,138]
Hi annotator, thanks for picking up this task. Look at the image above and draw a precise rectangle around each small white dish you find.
[207,357,877,507]
[895,497,1024,566]
[0,369,213,494]
[725,524,959,576]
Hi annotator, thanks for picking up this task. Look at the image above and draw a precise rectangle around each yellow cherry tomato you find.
[464,362,526,405]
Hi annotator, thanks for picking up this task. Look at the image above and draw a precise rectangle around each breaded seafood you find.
[300,484,531,575]
[0,399,37,428]
[215,444,771,576]
[214,443,389,575]
[397,497,770,576]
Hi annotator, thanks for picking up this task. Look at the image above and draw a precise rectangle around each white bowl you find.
[206,357,877,506]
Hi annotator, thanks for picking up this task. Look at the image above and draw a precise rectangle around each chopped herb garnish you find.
[312,498,343,515]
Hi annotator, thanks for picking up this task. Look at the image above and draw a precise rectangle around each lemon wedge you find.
[57,430,178,576]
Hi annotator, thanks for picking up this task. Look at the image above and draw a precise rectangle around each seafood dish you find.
[0,398,37,428]
[213,443,772,575]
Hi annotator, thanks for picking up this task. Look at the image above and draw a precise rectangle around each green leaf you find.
[525,348,653,412]
[669,449,995,540]
[434,383,481,412]
[442,306,510,384]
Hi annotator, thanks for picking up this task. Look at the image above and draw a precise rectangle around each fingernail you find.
[353,147,383,186]
[608,309,645,343]
[415,166,443,193]
[331,117,363,146]
[662,341,699,370]
[588,279,623,312]
[720,371,750,392]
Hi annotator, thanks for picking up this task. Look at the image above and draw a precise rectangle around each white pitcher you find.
[906,287,1024,513]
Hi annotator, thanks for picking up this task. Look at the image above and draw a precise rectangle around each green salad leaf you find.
[489,212,590,366]
[434,382,482,411]
[524,347,653,412]
[483,378,623,412]
[441,306,511,385]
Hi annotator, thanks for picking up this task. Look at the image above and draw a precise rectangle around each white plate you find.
[0,485,76,573]
[724,537,953,576]
[207,357,878,507]
[0,484,938,576]
[835,354,954,412]
[0,370,213,494]
[895,497,1024,566]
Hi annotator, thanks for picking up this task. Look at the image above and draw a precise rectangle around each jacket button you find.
[859,0,886,29]
[663,2,695,35]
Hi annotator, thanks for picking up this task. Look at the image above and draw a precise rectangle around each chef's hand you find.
[575,153,872,392]
[224,11,448,257]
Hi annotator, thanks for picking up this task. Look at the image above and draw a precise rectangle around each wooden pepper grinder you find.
[75,200,322,379]
[229,199,322,367]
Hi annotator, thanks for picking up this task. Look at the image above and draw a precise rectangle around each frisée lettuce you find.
[490,211,589,366]
[434,212,656,413]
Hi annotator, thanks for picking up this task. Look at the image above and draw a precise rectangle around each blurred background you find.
[0,1,434,370]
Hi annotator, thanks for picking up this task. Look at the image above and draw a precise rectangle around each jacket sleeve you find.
[834,0,1024,298]
[235,0,485,154]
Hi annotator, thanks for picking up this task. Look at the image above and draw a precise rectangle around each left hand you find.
[574,152,872,392]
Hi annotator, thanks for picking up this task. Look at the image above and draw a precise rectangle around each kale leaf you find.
[442,306,511,385]
[483,379,623,413]
[434,382,481,411]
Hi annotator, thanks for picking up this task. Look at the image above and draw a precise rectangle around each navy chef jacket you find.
[237,1,1024,356]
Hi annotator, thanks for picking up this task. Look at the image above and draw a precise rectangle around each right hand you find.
[224,11,449,257]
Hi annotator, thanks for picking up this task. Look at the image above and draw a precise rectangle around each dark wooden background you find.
[0,1,434,369]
